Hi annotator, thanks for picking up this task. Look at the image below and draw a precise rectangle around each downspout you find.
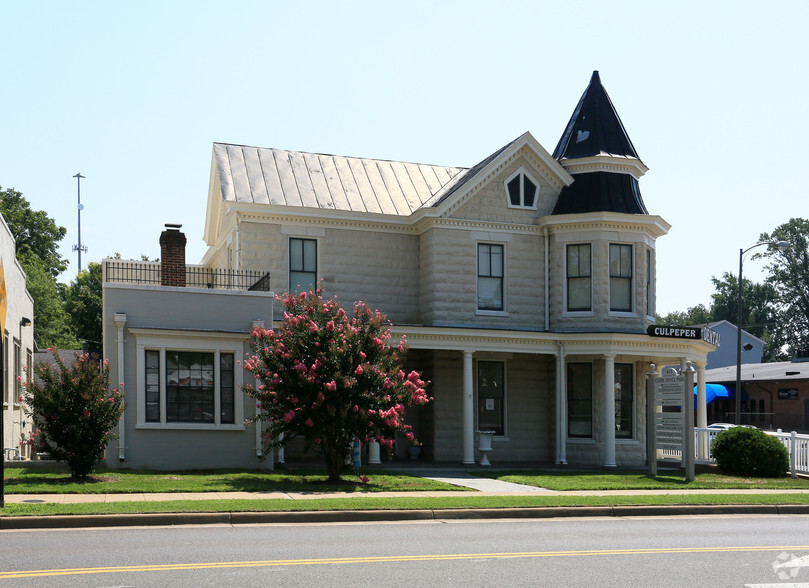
[235,212,241,270]
[556,341,567,464]
[113,313,127,461]
[544,227,550,331]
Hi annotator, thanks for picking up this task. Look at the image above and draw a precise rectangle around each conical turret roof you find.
[552,72,649,215]
[553,71,640,161]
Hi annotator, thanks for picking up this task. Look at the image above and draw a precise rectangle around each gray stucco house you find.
[103,71,716,470]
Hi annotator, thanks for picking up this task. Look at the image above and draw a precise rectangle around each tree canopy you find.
[756,218,809,357]
[658,217,809,361]
[243,289,431,482]
[0,186,77,348]
[63,262,102,353]
[0,186,67,277]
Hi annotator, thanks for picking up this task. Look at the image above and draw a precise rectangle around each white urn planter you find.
[476,430,495,466]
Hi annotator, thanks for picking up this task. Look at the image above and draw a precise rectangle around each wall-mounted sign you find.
[778,388,799,400]
[646,325,720,346]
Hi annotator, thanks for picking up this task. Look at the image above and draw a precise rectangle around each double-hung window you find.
[567,363,592,438]
[477,360,505,435]
[477,243,504,311]
[614,363,634,439]
[289,237,317,293]
[566,244,591,311]
[609,243,633,312]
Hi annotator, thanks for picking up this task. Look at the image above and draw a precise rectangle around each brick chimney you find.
[159,223,186,287]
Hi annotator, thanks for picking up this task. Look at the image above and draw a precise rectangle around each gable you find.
[447,151,562,223]
[428,132,573,221]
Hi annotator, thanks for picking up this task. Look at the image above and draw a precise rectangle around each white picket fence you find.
[691,428,809,478]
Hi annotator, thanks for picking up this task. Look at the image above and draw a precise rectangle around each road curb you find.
[3,504,809,530]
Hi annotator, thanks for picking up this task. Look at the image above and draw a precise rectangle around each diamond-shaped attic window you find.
[505,170,538,209]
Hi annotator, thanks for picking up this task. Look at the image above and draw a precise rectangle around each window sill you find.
[608,311,638,318]
[566,437,595,444]
[476,310,509,317]
[562,310,593,317]
[615,438,639,445]
[136,423,246,431]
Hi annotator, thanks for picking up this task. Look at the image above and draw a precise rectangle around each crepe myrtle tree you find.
[243,288,431,482]
[23,350,124,478]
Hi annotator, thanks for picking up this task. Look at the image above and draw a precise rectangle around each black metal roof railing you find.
[103,261,271,292]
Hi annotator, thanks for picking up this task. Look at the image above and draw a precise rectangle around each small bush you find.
[23,350,125,479]
[712,427,789,477]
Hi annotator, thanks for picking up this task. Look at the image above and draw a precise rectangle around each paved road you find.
[2,514,809,586]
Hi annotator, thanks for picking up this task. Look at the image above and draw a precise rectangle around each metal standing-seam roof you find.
[213,142,469,216]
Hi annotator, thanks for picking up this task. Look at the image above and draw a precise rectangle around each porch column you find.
[462,350,475,465]
[556,344,567,464]
[603,354,616,468]
[696,361,707,428]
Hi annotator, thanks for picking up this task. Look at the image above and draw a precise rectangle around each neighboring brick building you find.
[703,357,809,433]
[103,72,716,470]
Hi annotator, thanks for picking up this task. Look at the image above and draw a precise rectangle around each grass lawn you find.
[484,470,809,491]
[3,467,808,518]
[3,492,809,518]
[2,467,465,494]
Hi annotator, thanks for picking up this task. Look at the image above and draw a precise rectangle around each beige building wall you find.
[0,215,35,458]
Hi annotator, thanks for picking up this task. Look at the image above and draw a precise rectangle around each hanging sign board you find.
[647,325,720,347]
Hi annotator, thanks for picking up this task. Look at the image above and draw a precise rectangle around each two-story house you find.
[103,71,716,470]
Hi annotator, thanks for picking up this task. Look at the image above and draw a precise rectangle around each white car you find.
[707,423,757,430]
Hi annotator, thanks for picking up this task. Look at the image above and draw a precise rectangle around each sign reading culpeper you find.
[646,325,720,347]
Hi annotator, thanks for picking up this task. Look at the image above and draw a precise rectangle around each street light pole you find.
[735,240,789,424]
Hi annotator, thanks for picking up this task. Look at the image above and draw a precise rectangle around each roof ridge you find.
[213,141,468,172]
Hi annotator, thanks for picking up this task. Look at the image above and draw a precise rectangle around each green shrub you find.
[712,427,789,477]
[23,350,125,478]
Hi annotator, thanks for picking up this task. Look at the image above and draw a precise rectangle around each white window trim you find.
[608,242,635,314]
[476,241,507,314]
[475,358,508,437]
[645,248,655,320]
[564,242,593,313]
[131,329,246,431]
[504,167,540,210]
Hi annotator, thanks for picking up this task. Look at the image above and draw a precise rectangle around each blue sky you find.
[2,1,806,315]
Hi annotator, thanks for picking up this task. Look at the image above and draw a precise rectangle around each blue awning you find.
[693,383,745,408]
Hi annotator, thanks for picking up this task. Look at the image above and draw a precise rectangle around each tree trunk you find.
[326,448,344,482]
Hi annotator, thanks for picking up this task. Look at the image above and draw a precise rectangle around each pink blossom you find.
[83,409,91,417]
[325,381,337,392]
[406,432,414,441]
[354,365,364,376]
[283,410,295,423]
[352,405,359,412]
[305,418,314,427]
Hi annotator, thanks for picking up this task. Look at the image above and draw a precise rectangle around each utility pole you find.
[72,173,88,271]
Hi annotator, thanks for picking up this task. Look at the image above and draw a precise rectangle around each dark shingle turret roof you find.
[553,71,640,161]
[552,71,649,215]
[551,172,648,215]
